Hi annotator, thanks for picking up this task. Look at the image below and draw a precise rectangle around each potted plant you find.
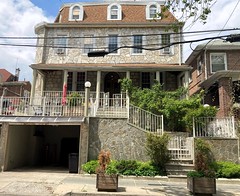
[96,150,118,192]
[187,138,217,195]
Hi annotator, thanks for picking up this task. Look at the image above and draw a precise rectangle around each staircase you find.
[166,160,194,176]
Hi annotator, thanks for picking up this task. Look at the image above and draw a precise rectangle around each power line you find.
[0,28,239,40]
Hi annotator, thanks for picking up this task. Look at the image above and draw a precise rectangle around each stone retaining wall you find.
[88,118,148,161]
[203,138,239,163]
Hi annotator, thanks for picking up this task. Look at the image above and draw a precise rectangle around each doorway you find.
[104,72,121,98]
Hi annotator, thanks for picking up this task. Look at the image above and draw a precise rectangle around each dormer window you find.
[69,4,83,21]
[146,3,161,20]
[107,4,122,20]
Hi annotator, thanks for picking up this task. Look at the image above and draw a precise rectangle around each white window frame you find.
[108,34,119,55]
[160,34,173,55]
[146,2,161,20]
[82,34,94,55]
[197,56,203,75]
[107,3,122,20]
[69,4,84,21]
[55,35,68,55]
[210,53,227,73]
[132,35,145,55]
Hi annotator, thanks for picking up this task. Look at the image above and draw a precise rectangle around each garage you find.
[0,116,86,172]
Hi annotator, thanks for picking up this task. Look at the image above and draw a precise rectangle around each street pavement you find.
[0,168,239,196]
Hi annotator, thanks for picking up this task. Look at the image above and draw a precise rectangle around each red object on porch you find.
[62,84,67,105]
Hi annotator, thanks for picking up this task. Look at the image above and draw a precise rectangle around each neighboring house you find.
[187,39,240,118]
[0,69,31,114]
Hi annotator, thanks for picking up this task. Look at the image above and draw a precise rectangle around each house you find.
[0,69,31,115]
[0,1,238,173]
[186,39,240,118]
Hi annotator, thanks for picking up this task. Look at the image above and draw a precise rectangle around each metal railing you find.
[92,97,128,118]
[193,116,236,138]
[0,96,85,117]
[168,136,194,160]
[128,104,163,134]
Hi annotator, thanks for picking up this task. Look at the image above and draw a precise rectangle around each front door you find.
[104,72,120,98]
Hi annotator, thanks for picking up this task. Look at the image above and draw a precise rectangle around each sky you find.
[0,0,239,82]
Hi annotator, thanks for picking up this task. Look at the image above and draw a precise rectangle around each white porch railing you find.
[0,96,85,116]
[90,96,128,118]
[128,104,164,134]
[168,136,194,160]
[193,116,236,138]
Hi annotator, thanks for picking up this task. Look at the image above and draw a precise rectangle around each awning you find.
[0,116,85,125]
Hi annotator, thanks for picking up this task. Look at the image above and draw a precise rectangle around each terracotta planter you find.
[187,177,216,194]
[96,173,118,191]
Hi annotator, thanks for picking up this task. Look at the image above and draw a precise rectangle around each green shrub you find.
[106,160,119,175]
[145,133,171,174]
[216,162,240,178]
[82,160,98,174]
[67,92,82,106]
[135,161,159,176]
[115,160,138,176]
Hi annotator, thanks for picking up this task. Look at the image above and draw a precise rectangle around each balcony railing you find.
[0,96,85,117]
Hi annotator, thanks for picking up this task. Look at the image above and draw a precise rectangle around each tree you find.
[163,0,214,24]
[120,78,217,132]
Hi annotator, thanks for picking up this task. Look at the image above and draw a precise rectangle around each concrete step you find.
[166,162,194,176]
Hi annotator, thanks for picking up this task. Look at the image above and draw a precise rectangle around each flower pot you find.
[187,177,216,194]
[96,173,118,191]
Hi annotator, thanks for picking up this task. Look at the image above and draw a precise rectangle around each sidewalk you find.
[0,169,239,195]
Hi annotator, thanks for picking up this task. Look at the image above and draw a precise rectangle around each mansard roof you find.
[54,2,178,25]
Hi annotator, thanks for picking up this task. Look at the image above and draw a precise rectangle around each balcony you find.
[0,91,128,118]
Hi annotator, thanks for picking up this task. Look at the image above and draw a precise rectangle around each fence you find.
[168,136,194,160]
[193,116,236,138]
[128,104,163,134]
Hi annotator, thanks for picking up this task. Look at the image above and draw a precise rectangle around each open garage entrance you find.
[4,124,80,171]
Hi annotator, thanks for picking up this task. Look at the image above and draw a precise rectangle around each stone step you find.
[166,162,194,176]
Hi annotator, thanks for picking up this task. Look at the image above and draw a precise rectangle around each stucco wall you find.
[88,118,148,161]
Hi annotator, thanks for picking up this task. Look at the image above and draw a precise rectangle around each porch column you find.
[30,69,37,105]
[0,123,9,171]
[156,71,160,83]
[78,123,89,173]
[96,71,101,107]
[126,71,130,79]
[218,77,232,117]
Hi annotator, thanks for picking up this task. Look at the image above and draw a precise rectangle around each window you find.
[69,4,83,21]
[197,56,203,75]
[76,72,85,91]
[67,72,85,91]
[83,35,94,54]
[142,72,151,89]
[55,35,67,55]
[67,72,73,91]
[161,34,171,54]
[107,4,122,20]
[210,53,227,73]
[146,3,161,19]
[108,35,118,53]
[133,35,143,54]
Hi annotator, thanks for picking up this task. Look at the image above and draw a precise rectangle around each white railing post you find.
[42,96,46,116]
[0,96,3,114]
[193,117,196,137]
[232,116,236,138]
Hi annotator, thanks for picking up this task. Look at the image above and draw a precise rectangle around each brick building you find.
[186,39,240,118]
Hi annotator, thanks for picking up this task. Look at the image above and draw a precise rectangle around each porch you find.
[0,91,128,118]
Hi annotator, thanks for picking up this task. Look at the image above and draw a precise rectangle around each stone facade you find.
[35,27,180,65]
[88,118,148,161]
[204,138,239,163]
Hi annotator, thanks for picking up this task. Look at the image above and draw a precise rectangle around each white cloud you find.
[0,0,54,82]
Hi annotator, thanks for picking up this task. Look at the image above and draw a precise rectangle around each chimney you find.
[15,68,20,81]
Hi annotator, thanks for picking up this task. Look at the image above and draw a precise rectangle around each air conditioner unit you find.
[162,47,170,54]
[56,48,64,54]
